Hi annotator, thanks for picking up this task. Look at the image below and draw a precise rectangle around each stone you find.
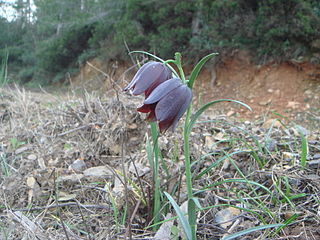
[83,166,113,177]
[267,88,274,93]
[226,110,235,117]
[259,99,272,106]
[215,207,241,229]
[27,154,37,161]
[69,159,86,172]
[262,119,283,129]
[287,101,300,109]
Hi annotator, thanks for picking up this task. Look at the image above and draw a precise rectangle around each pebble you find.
[265,138,277,151]
[69,159,87,172]
[262,119,283,129]
[27,154,37,161]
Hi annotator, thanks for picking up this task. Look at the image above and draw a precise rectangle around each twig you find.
[12,203,110,212]
[86,61,122,91]
[53,169,70,240]
[57,124,92,137]
[75,200,93,240]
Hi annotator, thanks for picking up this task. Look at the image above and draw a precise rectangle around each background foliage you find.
[0,0,319,84]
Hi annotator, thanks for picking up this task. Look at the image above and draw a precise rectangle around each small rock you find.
[265,138,277,151]
[154,213,174,240]
[83,166,113,177]
[57,174,84,183]
[262,119,283,129]
[229,127,240,134]
[287,101,300,109]
[128,123,137,129]
[215,207,241,229]
[259,99,272,106]
[69,159,86,172]
[267,88,274,93]
[205,136,215,148]
[26,176,36,188]
[283,152,298,160]
[27,154,37,161]
[308,159,320,169]
[313,154,320,160]
[57,192,77,201]
[305,90,312,96]
[15,146,30,155]
[227,110,235,117]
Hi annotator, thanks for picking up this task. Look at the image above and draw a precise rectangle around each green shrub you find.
[36,24,94,81]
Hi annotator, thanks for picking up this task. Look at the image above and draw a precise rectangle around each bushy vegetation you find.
[0,0,319,84]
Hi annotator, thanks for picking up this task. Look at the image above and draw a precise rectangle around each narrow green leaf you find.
[164,192,192,240]
[199,178,273,196]
[274,214,298,235]
[190,197,202,209]
[188,52,218,89]
[187,99,252,134]
[196,150,249,179]
[296,126,308,168]
[222,223,284,240]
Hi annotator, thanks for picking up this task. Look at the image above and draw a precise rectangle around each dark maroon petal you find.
[137,103,156,113]
[123,61,154,92]
[155,85,187,121]
[155,84,192,132]
[169,86,192,131]
[146,110,156,122]
[144,65,173,97]
[132,62,168,95]
[158,117,175,133]
[144,78,182,104]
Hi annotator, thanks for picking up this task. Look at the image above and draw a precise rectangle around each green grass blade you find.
[198,178,273,196]
[188,53,218,89]
[296,126,308,168]
[187,99,252,133]
[164,192,192,240]
[274,214,298,236]
[196,150,249,179]
[222,223,284,240]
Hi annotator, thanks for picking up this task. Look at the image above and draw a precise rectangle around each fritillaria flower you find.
[137,78,192,133]
[123,61,172,97]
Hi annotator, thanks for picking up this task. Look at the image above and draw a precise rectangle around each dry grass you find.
[0,85,320,239]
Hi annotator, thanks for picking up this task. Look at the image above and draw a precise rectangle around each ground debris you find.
[0,86,320,239]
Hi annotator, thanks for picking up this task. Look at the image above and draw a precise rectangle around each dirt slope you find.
[72,51,320,128]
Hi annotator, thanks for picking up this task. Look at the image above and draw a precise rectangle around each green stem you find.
[150,122,161,230]
[183,105,196,240]
[175,52,186,84]
[174,51,196,240]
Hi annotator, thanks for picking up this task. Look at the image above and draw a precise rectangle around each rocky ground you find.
[0,53,320,239]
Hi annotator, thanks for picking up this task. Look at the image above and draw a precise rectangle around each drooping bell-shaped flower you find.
[137,78,192,133]
[123,61,172,97]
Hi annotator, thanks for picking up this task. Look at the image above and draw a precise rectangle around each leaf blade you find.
[188,52,218,89]
[164,192,192,240]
